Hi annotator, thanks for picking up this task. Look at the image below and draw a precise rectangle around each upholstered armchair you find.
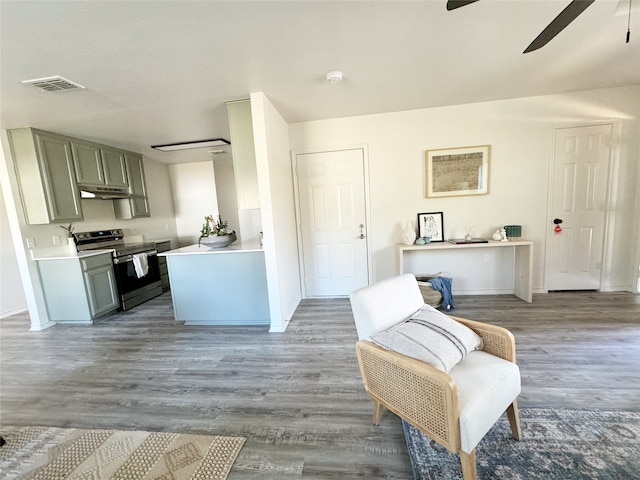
[350,274,522,480]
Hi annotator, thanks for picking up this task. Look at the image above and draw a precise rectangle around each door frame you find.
[543,120,620,292]
[291,144,373,298]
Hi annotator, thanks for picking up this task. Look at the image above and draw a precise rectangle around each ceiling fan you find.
[446,0,596,53]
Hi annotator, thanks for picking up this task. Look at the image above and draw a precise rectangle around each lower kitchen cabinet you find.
[38,252,119,323]
[155,240,171,292]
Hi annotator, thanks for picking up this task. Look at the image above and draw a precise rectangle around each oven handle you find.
[113,250,158,264]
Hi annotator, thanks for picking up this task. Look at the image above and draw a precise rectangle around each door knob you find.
[358,224,366,239]
[553,218,563,224]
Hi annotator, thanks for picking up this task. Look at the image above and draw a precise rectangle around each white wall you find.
[213,158,241,240]
[288,85,640,293]
[168,161,219,247]
[251,93,302,331]
[0,185,27,318]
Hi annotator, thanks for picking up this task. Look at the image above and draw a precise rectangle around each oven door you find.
[112,250,163,310]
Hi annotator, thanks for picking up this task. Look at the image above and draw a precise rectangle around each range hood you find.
[79,185,132,199]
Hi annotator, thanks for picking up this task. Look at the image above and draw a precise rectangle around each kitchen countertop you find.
[34,249,114,261]
[159,241,262,256]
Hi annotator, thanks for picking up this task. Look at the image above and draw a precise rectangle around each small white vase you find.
[401,222,417,245]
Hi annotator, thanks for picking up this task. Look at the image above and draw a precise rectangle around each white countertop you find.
[34,249,114,261]
[159,241,263,256]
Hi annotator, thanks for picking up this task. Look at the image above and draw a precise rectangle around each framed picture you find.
[417,212,444,242]
[425,145,490,198]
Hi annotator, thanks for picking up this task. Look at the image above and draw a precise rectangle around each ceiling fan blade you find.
[523,0,595,53]
[446,0,480,11]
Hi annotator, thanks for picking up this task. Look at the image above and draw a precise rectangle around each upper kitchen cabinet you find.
[227,99,260,210]
[71,140,103,186]
[99,148,128,188]
[8,128,83,224]
[113,153,150,219]
[72,141,128,188]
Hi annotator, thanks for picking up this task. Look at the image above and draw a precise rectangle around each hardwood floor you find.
[1,291,639,478]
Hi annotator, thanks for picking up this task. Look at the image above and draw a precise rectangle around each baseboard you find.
[601,285,635,293]
[269,319,290,333]
[0,305,28,319]
[29,320,57,331]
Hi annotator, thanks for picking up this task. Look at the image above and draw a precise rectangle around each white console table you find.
[397,240,534,302]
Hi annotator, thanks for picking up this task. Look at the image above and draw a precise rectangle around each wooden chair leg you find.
[506,400,522,440]
[459,449,477,480]
[372,400,384,425]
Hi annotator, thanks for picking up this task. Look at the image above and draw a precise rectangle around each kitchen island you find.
[159,241,269,325]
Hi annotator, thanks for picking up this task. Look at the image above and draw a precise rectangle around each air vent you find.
[22,76,86,92]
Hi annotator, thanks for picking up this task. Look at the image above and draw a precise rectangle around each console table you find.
[397,240,534,302]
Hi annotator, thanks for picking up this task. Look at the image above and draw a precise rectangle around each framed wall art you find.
[425,145,490,198]
[417,212,444,242]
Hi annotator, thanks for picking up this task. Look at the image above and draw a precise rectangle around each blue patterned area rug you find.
[402,408,640,480]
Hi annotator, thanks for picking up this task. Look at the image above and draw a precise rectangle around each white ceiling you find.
[1,0,638,165]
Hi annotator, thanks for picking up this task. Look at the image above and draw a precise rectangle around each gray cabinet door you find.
[72,140,104,186]
[100,148,128,187]
[114,154,150,218]
[34,132,83,222]
[83,264,119,317]
[124,154,146,194]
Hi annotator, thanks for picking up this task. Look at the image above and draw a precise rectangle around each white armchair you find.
[350,274,522,480]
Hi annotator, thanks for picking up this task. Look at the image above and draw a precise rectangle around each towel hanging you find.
[132,253,148,278]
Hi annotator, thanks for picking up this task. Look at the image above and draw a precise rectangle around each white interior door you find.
[546,123,613,290]
[295,148,368,296]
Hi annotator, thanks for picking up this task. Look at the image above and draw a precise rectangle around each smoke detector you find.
[326,71,343,84]
[22,76,86,92]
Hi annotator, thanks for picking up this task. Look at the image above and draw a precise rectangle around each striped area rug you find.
[0,426,245,480]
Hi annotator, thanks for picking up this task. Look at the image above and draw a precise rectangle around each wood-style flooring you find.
[1,291,639,478]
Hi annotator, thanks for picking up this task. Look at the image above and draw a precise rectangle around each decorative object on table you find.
[447,238,488,244]
[0,425,246,480]
[417,212,444,242]
[492,228,503,241]
[504,224,522,241]
[199,214,237,248]
[500,227,508,242]
[403,407,640,480]
[464,225,474,241]
[425,145,490,198]
[415,237,426,245]
[401,221,417,245]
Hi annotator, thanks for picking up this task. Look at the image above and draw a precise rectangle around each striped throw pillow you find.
[370,305,483,373]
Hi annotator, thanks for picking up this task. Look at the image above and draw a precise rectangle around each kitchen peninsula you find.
[159,241,269,325]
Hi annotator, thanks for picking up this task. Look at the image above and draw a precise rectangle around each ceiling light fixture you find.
[151,138,230,152]
[326,71,343,84]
